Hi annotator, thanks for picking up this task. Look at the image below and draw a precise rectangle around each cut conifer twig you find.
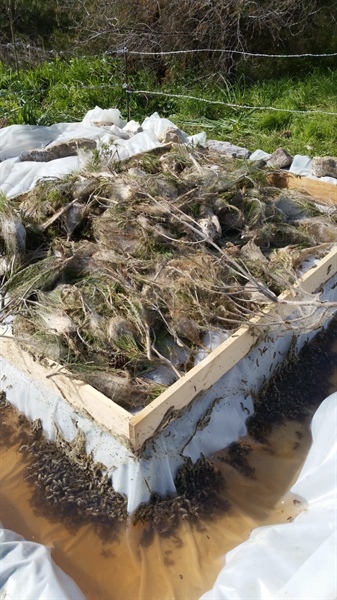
[0,256,74,317]
[144,191,279,302]
[39,198,79,232]
[151,345,183,379]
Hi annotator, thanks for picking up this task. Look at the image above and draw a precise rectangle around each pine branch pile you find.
[1,144,336,409]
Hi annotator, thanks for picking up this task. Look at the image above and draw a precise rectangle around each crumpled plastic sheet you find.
[0,155,81,199]
[249,150,337,185]
[0,525,85,600]
[0,107,205,199]
[290,154,337,185]
[200,391,337,600]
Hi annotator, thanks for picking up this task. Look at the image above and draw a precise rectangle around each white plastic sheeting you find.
[290,154,337,185]
[0,525,85,600]
[200,391,337,600]
[0,107,204,199]
[249,150,337,185]
[0,270,336,514]
[0,155,80,199]
[1,107,336,200]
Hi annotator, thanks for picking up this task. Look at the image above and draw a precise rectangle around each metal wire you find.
[0,82,123,97]
[1,43,336,120]
[133,89,337,117]
[1,42,336,59]
[1,85,337,118]
[128,48,337,58]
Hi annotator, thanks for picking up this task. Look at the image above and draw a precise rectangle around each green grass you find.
[172,70,337,156]
[0,57,336,156]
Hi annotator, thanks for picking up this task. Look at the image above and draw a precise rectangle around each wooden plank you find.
[0,330,132,439]
[129,324,259,449]
[268,172,337,204]
[285,246,337,294]
[129,245,337,450]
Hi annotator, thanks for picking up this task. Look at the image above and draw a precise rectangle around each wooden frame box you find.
[0,174,336,451]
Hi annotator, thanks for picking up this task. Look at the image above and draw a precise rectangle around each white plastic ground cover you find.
[0,394,335,600]
[200,390,337,600]
[290,154,337,186]
[0,107,205,198]
[0,524,85,600]
[249,149,337,185]
[0,271,336,513]
[1,107,335,198]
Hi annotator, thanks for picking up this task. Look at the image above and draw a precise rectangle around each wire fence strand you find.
[2,84,336,118]
[0,82,123,97]
[133,89,337,117]
[1,43,337,123]
[1,41,337,60]
[128,48,337,58]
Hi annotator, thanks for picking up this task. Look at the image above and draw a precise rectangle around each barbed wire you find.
[0,42,119,60]
[1,41,337,59]
[0,82,123,97]
[1,44,337,122]
[128,48,337,58]
[1,82,337,118]
[133,89,337,117]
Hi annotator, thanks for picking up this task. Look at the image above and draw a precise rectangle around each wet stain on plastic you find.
[0,328,336,600]
[0,406,331,600]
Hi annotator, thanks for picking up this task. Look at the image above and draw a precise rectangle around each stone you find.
[198,215,222,241]
[20,138,97,162]
[123,120,143,136]
[311,156,337,178]
[249,149,271,161]
[266,147,293,169]
[159,127,186,144]
[206,140,250,159]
